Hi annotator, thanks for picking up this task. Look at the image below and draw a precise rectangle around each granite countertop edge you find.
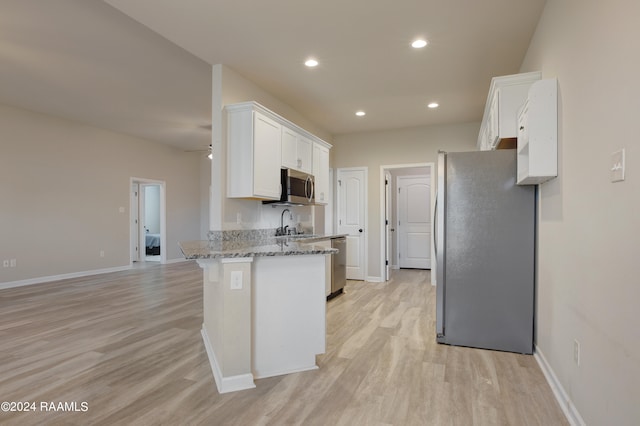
[179,235,344,260]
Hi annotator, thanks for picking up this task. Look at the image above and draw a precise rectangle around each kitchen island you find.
[180,231,337,394]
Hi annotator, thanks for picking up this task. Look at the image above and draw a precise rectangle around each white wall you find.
[199,154,211,237]
[210,65,331,232]
[520,0,640,424]
[332,122,478,280]
[0,104,203,284]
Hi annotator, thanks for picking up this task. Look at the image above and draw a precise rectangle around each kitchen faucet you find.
[277,208,292,236]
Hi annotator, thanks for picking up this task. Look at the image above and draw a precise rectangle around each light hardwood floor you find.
[0,262,568,425]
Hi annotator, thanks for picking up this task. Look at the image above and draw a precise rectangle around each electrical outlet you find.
[230,270,243,290]
[573,339,581,366]
[10,259,16,268]
[2,260,9,268]
[100,250,105,258]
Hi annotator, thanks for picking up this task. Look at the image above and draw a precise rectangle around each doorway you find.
[380,163,435,284]
[130,178,167,264]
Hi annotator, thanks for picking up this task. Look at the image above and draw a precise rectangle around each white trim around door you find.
[379,163,435,285]
[130,177,167,265]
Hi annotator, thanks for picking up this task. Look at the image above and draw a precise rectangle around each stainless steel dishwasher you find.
[329,236,347,299]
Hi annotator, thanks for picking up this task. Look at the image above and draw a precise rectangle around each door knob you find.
[359,229,363,233]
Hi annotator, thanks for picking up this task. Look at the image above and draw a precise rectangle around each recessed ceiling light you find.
[355,111,366,117]
[428,102,439,109]
[411,39,428,49]
[305,59,319,67]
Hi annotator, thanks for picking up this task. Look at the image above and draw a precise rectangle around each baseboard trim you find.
[0,265,132,290]
[365,276,383,283]
[253,364,318,380]
[200,326,255,394]
[534,345,586,426]
[165,257,189,264]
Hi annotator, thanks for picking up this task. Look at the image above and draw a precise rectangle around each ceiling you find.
[0,0,545,151]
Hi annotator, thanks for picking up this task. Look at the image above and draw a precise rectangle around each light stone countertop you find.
[291,233,348,243]
[179,236,338,259]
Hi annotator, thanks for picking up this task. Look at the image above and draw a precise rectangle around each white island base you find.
[197,254,327,393]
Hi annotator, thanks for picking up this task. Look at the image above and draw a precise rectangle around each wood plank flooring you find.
[0,262,568,425]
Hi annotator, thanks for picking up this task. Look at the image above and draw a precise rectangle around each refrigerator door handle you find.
[433,194,438,256]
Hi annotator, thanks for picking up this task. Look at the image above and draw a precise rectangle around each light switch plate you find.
[230,270,243,290]
[611,149,625,182]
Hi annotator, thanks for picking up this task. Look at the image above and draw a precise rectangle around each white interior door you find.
[397,175,431,269]
[384,171,392,281]
[337,168,367,280]
[130,183,140,262]
[141,184,162,262]
[138,184,147,261]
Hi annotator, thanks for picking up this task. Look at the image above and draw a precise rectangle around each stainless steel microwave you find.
[264,169,315,206]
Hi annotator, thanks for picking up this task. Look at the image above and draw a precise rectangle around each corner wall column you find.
[197,257,254,393]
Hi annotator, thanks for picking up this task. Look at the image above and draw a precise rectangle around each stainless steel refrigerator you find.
[435,150,535,354]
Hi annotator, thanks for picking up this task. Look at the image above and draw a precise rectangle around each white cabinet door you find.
[297,136,313,174]
[253,112,282,199]
[281,126,313,174]
[313,143,330,205]
[227,104,282,200]
[281,126,298,170]
[488,91,500,149]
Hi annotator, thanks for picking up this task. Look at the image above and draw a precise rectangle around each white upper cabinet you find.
[253,113,283,198]
[517,78,558,185]
[297,135,313,174]
[226,104,282,200]
[282,126,313,174]
[313,142,330,205]
[226,101,332,201]
[281,126,298,170]
[478,71,542,151]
